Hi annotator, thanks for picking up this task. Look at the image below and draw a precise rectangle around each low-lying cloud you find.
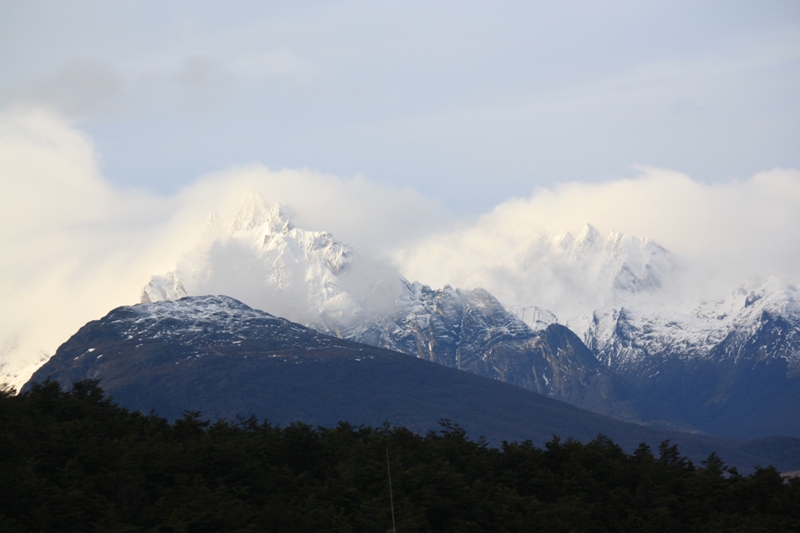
[0,107,444,389]
[2,106,799,389]
[393,166,800,313]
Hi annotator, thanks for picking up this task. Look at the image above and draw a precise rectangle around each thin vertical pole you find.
[386,448,397,533]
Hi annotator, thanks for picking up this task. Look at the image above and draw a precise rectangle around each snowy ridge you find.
[526,223,677,308]
[561,223,676,296]
[142,192,398,334]
[573,278,800,374]
[348,283,535,358]
[136,193,800,437]
[125,295,280,334]
[142,193,538,357]
[141,271,187,303]
[505,305,558,331]
[504,221,799,376]
[139,193,618,411]
[143,192,799,377]
[73,295,342,358]
[485,222,680,335]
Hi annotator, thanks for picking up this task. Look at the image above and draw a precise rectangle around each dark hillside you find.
[25,296,800,473]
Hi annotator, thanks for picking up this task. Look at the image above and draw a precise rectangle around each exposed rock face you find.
[343,284,645,421]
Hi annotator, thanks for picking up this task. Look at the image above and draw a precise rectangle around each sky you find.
[2,1,799,212]
[1,1,799,388]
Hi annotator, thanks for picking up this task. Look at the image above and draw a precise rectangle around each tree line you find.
[1,380,798,532]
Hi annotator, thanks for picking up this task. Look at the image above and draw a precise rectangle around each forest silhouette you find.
[1,380,799,531]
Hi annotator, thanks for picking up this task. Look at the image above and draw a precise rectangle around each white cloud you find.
[392,167,800,312]
[1,107,798,390]
[0,107,178,387]
[0,107,446,389]
[180,165,450,257]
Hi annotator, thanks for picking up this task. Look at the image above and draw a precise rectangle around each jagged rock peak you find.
[608,229,626,244]
[264,202,295,236]
[141,271,187,304]
[228,191,296,237]
[554,230,574,247]
[506,304,558,331]
[229,190,269,235]
[577,223,601,244]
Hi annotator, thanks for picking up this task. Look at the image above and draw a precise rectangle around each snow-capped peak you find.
[506,305,558,331]
[692,277,800,324]
[576,223,601,248]
[551,224,677,297]
[141,271,187,304]
[264,202,296,237]
[500,223,686,354]
[229,190,269,235]
[141,191,406,334]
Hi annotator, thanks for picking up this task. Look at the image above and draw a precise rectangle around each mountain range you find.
[25,295,800,473]
[138,193,800,439]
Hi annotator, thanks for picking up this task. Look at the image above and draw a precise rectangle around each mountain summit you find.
[139,192,800,439]
[141,193,638,420]
[143,192,376,331]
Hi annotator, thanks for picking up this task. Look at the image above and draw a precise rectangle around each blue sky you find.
[2,1,799,213]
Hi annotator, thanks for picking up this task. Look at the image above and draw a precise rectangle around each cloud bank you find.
[0,107,444,389]
[393,167,800,313]
[1,107,798,388]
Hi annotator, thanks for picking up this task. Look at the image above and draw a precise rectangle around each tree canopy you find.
[1,380,798,532]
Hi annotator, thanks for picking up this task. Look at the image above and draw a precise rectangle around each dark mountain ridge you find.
[25,295,800,473]
[346,285,656,424]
